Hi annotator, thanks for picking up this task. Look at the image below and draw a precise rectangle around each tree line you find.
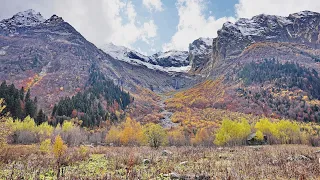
[239,59,320,99]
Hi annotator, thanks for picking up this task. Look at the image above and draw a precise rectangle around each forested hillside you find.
[51,63,131,127]
[0,62,132,128]
[239,59,320,98]
[237,59,320,122]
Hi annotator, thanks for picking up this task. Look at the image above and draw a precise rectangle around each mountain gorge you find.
[1,9,320,127]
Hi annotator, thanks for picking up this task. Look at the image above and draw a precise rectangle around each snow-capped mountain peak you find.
[219,11,320,38]
[0,9,45,27]
[101,43,150,63]
[290,10,320,18]
[198,37,213,46]
[100,43,191,73]
[152,50,189,67]
[153,50,188,59]
[188,37,213,71]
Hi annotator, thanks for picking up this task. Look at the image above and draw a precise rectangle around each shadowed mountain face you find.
[0,10,197,114]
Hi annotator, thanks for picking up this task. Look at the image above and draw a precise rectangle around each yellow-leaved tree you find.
[38,122,54,141]
[167,127,187,146]
[53,135,67,178]
[119,117,145,146]
[255,118,300,144]
[255,130,264,141]
[62,121,74,132]
[40,139,52,154]
[276,120,300,144]
[53,135,67,159]
[192,128,211,146]
[214,118,251,146]
[106,125,121,145]
[143,123,167,148]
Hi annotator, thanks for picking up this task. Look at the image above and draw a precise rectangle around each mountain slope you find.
[3,9,320,126]
[189,11,320,75]
[0,10,197,119]
[166,10,320,127]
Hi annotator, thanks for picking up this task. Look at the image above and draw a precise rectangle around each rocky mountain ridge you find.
[101,37,214,74]
[188,37,213,73]
[0,9,45,29]
[207,11,320,72]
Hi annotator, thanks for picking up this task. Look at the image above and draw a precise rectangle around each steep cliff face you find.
[188,37,213,73]
[210,11,320,67]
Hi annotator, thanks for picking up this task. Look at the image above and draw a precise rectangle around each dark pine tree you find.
[0,81,41,119]
[35,109,46,125]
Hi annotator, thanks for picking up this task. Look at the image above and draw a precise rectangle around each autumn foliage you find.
[53,135,67,160]
[106,117,145,146]
[0,99,11,148]
[143,123,167,148]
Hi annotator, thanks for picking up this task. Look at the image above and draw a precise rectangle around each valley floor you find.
[1,145,320,179]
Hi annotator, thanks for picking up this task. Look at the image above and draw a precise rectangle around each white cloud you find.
[164,0,320,51]
[125,1,136,22]
[235,0,320,18]
[2,0,320,53]
[0,0,158,50]
[141,20,157,44]
[143,0,163,12]
[163,0,234,51]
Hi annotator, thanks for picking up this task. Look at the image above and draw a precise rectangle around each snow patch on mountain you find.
[236,18,266,36]
[155,50,188,59]
[101,43,151,63]
[290,11,319,18]
[199,37,213,46]
[221,11,320,38]
[0,9,45,27]
[189,37,213,56]
[152,50,189,67]
[101,43,191,73]
[188,37,213,71]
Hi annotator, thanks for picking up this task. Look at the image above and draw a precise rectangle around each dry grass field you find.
[1,145,320,179]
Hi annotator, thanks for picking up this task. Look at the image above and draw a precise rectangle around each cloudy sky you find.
[1,0,320,55]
